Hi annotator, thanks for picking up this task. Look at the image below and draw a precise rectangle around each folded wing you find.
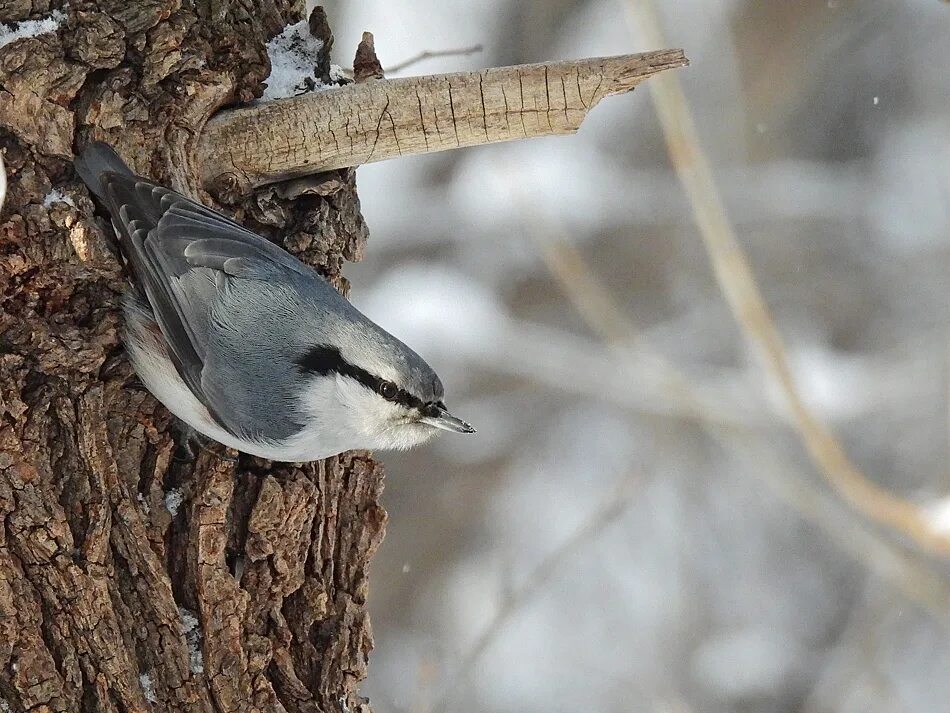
[84,149,309,436]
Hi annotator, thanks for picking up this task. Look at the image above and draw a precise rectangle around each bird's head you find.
[295,334,474,454]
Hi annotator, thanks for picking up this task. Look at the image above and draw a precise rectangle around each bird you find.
[75,141,474,462]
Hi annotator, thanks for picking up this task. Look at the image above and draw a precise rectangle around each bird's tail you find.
[74,141,132,199]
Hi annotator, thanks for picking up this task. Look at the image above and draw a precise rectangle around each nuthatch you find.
[76,142,473,461]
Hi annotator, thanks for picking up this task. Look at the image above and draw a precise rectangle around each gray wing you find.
[94,169,316,437]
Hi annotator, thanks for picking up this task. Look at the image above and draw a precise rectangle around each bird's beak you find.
[420,405,476,434]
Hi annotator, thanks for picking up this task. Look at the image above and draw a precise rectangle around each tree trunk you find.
[0,2,384,711]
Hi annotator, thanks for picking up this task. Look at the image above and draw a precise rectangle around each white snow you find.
[0,8,66,50]
[262,20,326,101]
[43,189,76,208]
[179,607,199,634]
[179,607,204,674]
[164,488,183,517]
[188,643,204,674]
[139,673,157,703]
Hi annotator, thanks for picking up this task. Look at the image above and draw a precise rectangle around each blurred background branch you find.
[523,205,950,620]
[624,0,950,556]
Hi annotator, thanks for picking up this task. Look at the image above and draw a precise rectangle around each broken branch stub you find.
[197,49,687,195]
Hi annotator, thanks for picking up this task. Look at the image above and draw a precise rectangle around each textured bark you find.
[196,49,688,194]
[0,3,383,712]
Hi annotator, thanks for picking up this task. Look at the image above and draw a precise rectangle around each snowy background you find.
[305,2,950,712]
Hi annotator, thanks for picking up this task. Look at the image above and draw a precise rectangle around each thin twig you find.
[386,44,484,74]
[624,0,950,556]
[425,472,644,713]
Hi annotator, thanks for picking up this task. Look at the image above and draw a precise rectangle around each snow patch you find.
[139,673,157,703]
[179,607,204,674]
[43,189,76,208]
[262,20,326,101]
[164,487,183,517]
[0,8,66,50]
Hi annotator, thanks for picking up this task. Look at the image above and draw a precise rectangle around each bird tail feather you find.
[74,141,133,199]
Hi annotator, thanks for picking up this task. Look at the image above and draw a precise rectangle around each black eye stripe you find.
[296,345,430,410]
[296,344,352,377]
[389,385,425,410]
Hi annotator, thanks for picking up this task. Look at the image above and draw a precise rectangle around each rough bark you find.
[0,3,383,712]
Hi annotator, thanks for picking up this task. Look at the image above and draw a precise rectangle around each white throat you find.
[285,373,438,459]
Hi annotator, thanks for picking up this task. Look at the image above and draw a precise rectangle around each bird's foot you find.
[172,423,238,464]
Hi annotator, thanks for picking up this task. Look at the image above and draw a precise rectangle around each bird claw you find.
[172,423,238,464]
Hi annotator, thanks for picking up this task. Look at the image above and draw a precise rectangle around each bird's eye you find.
[379,381,398,400]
